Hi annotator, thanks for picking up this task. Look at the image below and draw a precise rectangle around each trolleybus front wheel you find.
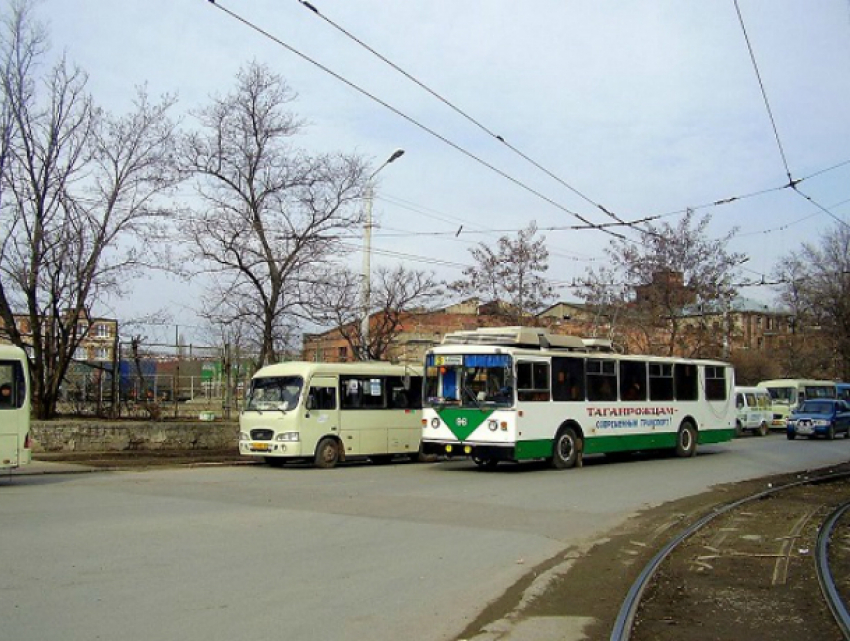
[551,427,581,469]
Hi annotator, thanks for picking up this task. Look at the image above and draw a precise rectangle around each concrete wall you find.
[31,420,239,453]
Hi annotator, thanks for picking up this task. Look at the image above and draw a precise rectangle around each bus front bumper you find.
[239,441,304,458]
[421,441,516,461]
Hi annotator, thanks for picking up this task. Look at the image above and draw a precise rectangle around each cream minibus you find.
[758,378,836,429]
[733,386,771,437]
[0,344,31,470]
[239,361,422,468]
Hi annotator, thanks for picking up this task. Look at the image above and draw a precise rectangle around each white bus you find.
[0,345,32,470]
[757,378,836,429]
[239,361,422,468]
[421,327,736,469]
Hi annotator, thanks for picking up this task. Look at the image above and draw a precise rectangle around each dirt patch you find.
[457,465,850,641]
[33,450,248,468]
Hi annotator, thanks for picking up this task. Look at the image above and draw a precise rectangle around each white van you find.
[239,361,422,468]
[734,386,772,437]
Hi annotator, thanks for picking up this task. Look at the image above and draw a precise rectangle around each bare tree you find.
[774,223,850,379]
[180,62,368,367]
[448,221,554,321]
[312,265,442,361]
[0,0,178,418]
[577,210,745,357]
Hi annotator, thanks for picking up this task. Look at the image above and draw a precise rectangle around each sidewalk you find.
[5,459,101,476]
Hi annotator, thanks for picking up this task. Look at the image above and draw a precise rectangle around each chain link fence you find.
[58,341,260,420]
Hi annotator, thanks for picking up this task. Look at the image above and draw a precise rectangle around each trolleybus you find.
[0,344,31,470]
[421,327,736,469]
[239,361,422,468]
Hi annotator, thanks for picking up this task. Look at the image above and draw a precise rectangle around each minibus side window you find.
[309,386,336,410]
[341,376,386,409]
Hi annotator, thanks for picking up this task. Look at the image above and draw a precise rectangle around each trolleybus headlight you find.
[430,418,440,429]
[488,420,498,431]
[275,432,300,442]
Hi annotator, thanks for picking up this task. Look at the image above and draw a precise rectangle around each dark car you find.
[786,399,850,440]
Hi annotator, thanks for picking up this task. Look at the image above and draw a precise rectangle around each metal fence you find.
[59,342,259,420]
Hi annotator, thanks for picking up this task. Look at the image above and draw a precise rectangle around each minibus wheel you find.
[314,437,340,469]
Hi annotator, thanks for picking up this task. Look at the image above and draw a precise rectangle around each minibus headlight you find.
[430,417,440,429]
[488,420,498,431]
[275,432,300,442]
[238,432,249,441]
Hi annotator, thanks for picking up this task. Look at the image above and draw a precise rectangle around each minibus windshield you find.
[766,386,794,403]
[246,376,303,411]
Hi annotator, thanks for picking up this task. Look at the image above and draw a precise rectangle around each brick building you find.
[2,309,118,363]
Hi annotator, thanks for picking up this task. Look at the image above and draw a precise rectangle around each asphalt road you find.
[4,434,850,641]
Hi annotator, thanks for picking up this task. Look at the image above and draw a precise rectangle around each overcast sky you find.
[33,0,850,344]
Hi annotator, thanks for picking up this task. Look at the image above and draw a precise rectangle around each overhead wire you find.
[201,0,850,301]
[733,0,850,230]
[296,0,850,243]
[293,0,633,230]
[204,0,635,240]
[733,0,794,186]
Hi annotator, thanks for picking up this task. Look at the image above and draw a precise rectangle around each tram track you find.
[612,471,850,641]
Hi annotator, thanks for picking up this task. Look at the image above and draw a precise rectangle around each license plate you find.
[251,442,270,451]
[796,425,813,435]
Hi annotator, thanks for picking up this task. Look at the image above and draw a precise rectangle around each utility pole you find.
[361,149,405,360]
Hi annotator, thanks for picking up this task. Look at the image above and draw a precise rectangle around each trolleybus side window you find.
[649,363,674,401]
[587,358,617,402]
[619,360,647,401]
[552,356,585,402]
[517,361,551,402]
[675,364,698,401]
[704,366,728,401]
[308,385,336,410]
[340,376,386,409]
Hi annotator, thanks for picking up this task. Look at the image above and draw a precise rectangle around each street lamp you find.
[361,149,405,360]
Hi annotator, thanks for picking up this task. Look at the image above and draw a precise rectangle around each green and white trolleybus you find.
[421,327,736,469]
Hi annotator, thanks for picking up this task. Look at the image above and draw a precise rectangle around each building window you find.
[95,323,112,338]
[337,346,347,360]
[94,346,110,361]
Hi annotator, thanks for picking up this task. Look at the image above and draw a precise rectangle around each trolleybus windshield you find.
[424,354,514,408]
